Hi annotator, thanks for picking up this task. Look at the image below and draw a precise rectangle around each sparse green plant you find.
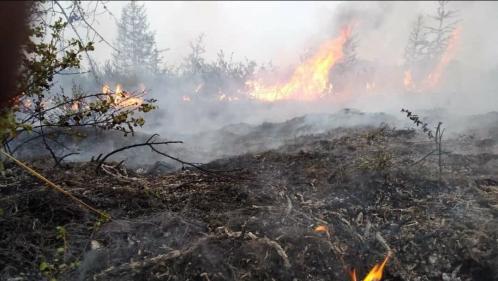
[39,225,80,281]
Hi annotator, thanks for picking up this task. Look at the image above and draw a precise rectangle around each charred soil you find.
[1,125,497,281]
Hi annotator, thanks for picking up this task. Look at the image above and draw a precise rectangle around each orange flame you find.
[313,225,329,234]
[423,26,461,89]
[102,84,143,108]
[350,255,389,281]
[182,95,191,102]
[246,27,351,102]
[102,84,111,95]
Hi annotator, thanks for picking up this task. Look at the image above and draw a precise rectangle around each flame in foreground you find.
[350,255,389,281]
[246,27,351,102]
[102,84,143,108]
[314,225,329,234]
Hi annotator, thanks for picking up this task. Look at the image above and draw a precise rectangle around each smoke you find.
[42,1,498,167]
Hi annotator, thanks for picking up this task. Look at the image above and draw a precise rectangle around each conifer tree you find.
[112,1,161,75]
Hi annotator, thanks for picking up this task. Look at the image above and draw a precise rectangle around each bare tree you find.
[404,15,429,68]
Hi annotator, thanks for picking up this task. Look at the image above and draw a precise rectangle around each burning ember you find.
[350,254,390,281]
[246,27,351,102]
[313,225,329,234]
[102,84,144,108]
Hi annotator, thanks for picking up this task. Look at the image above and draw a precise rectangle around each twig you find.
[96,136,183,171]
[149,146,231,177]
[55,152,80,167]
[54,1,101,85]
[375,232,392,253]
[410,150,437,167]
[100,163,140,182]
[0,149,109,220]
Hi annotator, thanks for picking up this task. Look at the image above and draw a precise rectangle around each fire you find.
[313,225,329,234]
[71,102,79,111]
[350,255,389,281]
[182,95,191,102]
[246,27,351,102]
[423,26,462,89]
[102,84,144,108]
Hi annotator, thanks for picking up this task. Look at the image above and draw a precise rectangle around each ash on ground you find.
[1,113,498,281]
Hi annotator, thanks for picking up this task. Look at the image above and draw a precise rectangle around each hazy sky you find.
[90,1,342,66]
[86,1,498,71]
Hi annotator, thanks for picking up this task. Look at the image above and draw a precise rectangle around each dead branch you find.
[96,134,182,171]
[54,0,101,84]
[149,145,234,178]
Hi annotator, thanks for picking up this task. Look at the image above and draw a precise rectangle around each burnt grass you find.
[1,126,497,281]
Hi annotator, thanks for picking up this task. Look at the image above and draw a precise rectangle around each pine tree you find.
[112,1,161,75]
[425,1,458,61]
[404,15,429,68]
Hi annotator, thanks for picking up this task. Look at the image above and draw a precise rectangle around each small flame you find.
[350,255,389,281]
[71,102,79,111]
[314,225,329,233]
[102,84,111,94]
[115,84,123,95]
[182,95,191,102]
[102,84,143,108]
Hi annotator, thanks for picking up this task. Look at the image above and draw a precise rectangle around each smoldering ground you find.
[2,2,498,281]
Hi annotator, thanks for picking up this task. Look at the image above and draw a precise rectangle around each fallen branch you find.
[100,163,140,183]
[96,134,182,171]
[97,134,242,179]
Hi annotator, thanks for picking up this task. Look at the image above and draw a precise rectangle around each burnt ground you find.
[1,125,497,281]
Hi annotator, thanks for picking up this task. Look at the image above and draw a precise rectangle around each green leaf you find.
[56,247,65,254]
[39,261,50,271]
